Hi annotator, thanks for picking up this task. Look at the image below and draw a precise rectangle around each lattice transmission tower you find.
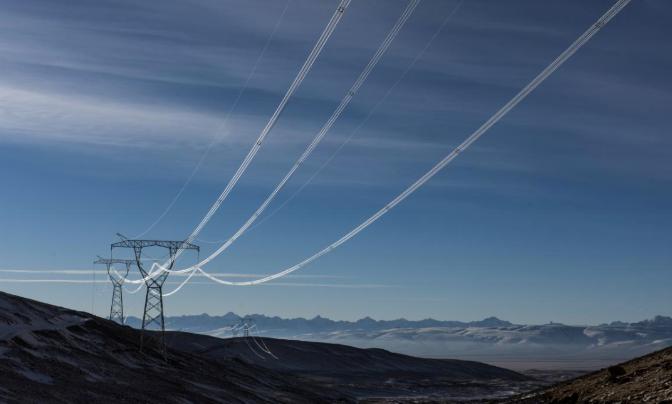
[93,256,135,324]
[233,316,255,337]
[111,239,199,357]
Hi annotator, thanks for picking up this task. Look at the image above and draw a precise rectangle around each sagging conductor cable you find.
[157,0,420,280]
[121,0,352,285]
[131,0,292,240]
[163,0,632,292]
[195,0,429,246]
[133,0,417,286]
[170,0,351,264]
[122,1,291,292]
[247,0,464,234]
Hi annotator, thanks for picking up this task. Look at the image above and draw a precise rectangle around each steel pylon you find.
[110,283,124,323]
[93,257,135,325]
[111,239,199,358]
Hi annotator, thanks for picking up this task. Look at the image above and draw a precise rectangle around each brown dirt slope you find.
[507,346,672,403]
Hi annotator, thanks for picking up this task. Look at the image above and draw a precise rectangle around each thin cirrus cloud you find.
[0,0,567,152]
[0,0,668,189]
[0,0,327,149]
[0,84,224,148]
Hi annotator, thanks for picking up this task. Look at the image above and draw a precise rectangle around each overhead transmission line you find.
[160,0,632,293]
[102,0,277,300]
[168,0,352,263]
[131,0,292,240]
[154,0,420,286]
[121,0,351,285]
[124,0,415,287]
[233,317,278,360]
[246,0,465,235]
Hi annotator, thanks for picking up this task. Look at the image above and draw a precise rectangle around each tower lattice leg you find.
[140,285,166,358]
[109,284,124,324]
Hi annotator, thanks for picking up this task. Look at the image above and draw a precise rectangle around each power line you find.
[147,0,423,294]
[161,0,420,276]
[164,0,632,292]
[121,0,353,285]
[131,0,292,239]
[246,0,465,234]
[170,0,352,263]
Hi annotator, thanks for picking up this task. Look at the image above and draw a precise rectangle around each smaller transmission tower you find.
[111,239,199,358]
[232,316,277,359]
[93,256,135,324]
[233,316,255,338]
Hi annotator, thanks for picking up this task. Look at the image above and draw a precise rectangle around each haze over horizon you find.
[0,0,670,325]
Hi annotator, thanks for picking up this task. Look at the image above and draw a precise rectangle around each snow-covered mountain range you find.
[128,314,672,369]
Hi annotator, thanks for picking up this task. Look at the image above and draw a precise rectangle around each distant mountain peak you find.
[640,315,672,326]
[470,316,513,327]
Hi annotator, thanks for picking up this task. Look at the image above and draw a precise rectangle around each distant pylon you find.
[93,256,135,324]
[110,282,123,322]
[111,239,199,358]
[234,316,254,338]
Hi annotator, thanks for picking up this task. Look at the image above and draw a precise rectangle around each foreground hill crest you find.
[0,291,532,402]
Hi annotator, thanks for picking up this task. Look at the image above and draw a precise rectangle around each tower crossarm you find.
[94,256,135,284]
[110,240,199,251]
[94,256,136,325]
[94,257,137,265]
[110,239,200,285]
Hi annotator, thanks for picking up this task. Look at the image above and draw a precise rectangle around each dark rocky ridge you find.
[0,291,342,403]
[0,291,532,402]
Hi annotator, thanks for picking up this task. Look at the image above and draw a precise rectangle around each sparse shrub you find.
[607,365,626,379]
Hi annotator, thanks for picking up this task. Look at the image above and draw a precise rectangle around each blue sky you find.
[0,0,670,325]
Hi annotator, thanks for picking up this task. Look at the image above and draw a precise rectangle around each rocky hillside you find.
[508,346,672,402]
[164,331,535,400]
[0,291,344,403]
[0,291,534,402]
[166,331,528,379]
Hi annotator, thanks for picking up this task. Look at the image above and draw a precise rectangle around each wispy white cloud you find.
[0,0,667,192]
[0,84,224,148]
[0,0,566,154]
